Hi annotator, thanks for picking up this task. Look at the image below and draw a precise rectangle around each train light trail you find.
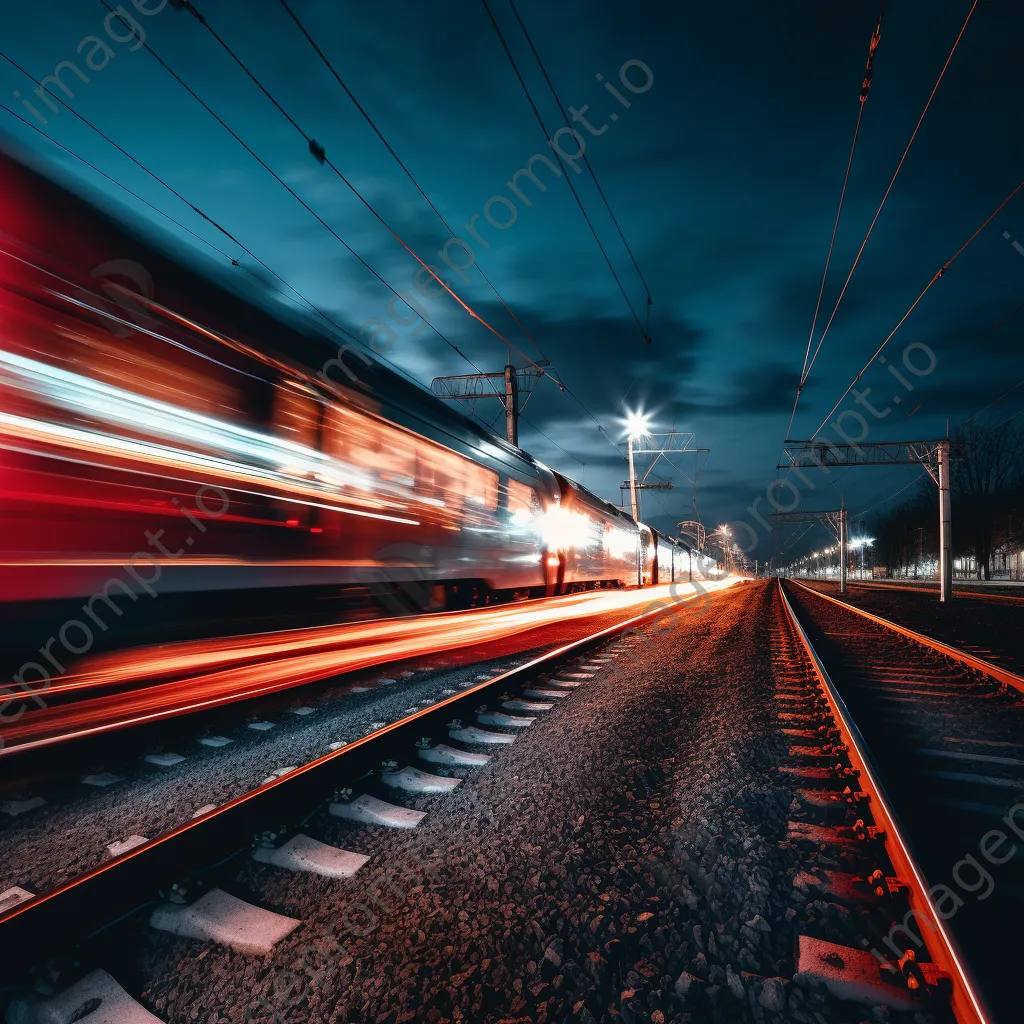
[0,579,743,754]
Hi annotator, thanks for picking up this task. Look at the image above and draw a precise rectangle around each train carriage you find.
[0,150,722,650]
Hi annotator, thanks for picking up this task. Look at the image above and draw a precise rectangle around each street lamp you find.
[623,409,651,522]
[713,525,733,575]
[850,536,874,579]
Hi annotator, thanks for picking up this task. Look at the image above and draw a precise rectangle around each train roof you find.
[0,146,555,487]
[553,472,637,526]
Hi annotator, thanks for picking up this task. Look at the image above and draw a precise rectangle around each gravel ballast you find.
[0,605,642,898]
[57,579,934,1024]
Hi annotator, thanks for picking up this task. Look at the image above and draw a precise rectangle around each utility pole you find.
[938,439,952,602]
[768,507,848,594]
[504,364,519,448]
[621,422,710,524]
[779,439,963,603]
[627,431,640,521]
[860,518,867,580]
[839,503,848,596]
[431,362,545,447]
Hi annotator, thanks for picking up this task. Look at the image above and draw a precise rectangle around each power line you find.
[170,0,557,387]
[994,292,1024,332]
[274,0,648,480]
[6,23,504,442]
[0,101,238,267]
[181,0,641,483]
[518,412,586,469]
[0,51,337,326]
[799,0,979,398]
[964,376,1024,426]
[479,0,651,344]
[855,474,928,517]
[808,175,1024,441]
[273,0,563,379]
[164,0,630,469]
[506,0,653,322]
[786,0,885,441]
[90,1,514,412]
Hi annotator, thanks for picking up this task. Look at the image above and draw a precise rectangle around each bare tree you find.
[953,419,1024,580]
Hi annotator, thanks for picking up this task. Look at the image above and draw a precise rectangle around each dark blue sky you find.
[3,0,1023,559]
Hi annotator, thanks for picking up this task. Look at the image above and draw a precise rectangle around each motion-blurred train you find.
[0,151,719,643]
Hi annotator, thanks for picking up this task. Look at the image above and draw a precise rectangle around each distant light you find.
[624,409,652,441]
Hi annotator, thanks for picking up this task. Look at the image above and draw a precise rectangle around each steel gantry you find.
[619,432,709,520]
[769,507,849,595]
[779,439,963,602]
[677,520,706,552]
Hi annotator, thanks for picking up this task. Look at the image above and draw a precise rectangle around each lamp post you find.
[712,525,732,575]
[624,410,651,523]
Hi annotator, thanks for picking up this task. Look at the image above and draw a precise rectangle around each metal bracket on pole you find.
[769,508,848,595]
[779,440,963,602]
[431,363,545,447]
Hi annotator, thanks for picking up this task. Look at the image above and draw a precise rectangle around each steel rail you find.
[845,579,1024,607]
[789,578,1024,696]
[0,591,698,978]
[778,580,993,1024]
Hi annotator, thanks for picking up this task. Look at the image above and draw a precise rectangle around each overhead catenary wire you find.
[271,0,631,466]
[518,412,587,470]
[0,52,371,348]
[0,101,240,268]
[479,0,651,344]
[90,1,516,420]
[797,0,980,415]
[273,0,566,383]
[6,23,504,441]
[785,0,885,442]
[167,0,559,390]
[808,176,1024,442]
[964,376,1024,427]
[855,474,928,518]
[506,0,653,319]
[176,0,646,480]
[172,1,638,468]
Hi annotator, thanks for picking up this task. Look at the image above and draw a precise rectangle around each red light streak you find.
[2,579,741,753]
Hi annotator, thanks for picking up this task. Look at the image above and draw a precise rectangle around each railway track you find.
[0,595,694,1016]
[832,579,1024,607]
[0,576,1009,1023]
[781,578,1024,1024]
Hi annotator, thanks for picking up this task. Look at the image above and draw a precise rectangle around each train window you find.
[322,403,416,485]
[272,385,320,452]
[507,478,537,517]
[465,462,498,512]
[376,440,416,488]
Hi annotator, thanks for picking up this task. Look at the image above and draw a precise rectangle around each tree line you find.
[869,419,1024,580]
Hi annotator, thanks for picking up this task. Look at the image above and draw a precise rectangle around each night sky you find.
[3,0,1023,561]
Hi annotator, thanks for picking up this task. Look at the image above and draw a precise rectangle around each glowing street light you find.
[850,535,874,578]
[623,408,652,522]
[625,409,652,441]
[712,524,733,574]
